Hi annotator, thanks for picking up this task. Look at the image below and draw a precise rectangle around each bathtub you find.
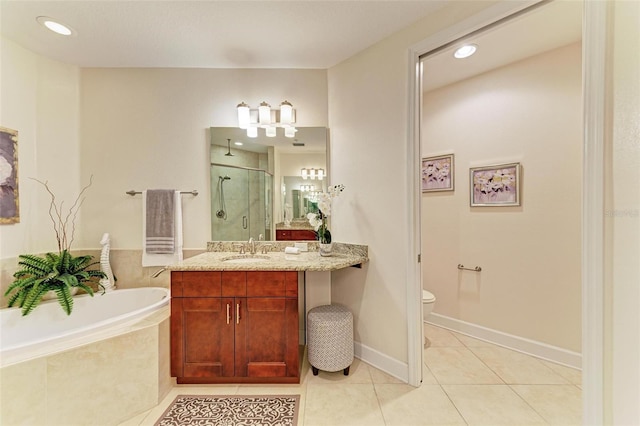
[0,287,172,425]
[1,287,170,365]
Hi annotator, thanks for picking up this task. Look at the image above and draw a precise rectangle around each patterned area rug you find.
[154,395,300,426]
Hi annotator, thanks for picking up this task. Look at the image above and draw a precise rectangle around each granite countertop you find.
[167,242,368,272]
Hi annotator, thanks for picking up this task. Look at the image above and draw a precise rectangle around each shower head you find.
[219,175,231,181]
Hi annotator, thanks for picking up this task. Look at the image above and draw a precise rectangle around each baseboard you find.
[354,341,409,383]
[427,313,582,369]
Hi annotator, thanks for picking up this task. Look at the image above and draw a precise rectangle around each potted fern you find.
[4,177,106,316]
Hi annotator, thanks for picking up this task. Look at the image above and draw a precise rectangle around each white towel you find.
[284,246,300,255]
[142,190,183,267]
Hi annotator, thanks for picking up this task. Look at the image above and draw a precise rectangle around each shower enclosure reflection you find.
[211,164,272,241]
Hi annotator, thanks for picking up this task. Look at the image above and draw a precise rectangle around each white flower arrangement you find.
[306,184,345,244]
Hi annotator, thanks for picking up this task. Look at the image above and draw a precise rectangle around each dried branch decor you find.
[34,176,94,252]
[4,177,106,316]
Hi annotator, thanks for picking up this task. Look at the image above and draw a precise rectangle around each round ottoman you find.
[307,304,354,376]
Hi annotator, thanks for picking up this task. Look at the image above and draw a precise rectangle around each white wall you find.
[0,37,81,259]
[327,2,497,368]
[79,68,327,250]
[607,1,640,423]
[421,43,582,352]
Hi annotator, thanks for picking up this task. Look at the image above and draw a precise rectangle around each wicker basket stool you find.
[307,304,354,376]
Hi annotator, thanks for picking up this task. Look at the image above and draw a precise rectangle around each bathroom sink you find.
[221,255,270,264]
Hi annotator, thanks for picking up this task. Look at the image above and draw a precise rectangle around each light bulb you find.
[37,16,74,36]
[280,100,293,126]
[265,126,276,137]
[258,101,271,126]
[237,102,250,129]
[454,44,477,59]
[285,127,297,138]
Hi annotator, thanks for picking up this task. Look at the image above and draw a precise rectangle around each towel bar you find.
[457,264,482,272]
[126,190,198,196]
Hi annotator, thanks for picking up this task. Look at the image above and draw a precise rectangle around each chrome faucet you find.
[248,237,256,255]
[151,267,166,278]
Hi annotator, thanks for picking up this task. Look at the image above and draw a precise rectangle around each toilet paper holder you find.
[457,264,482,272]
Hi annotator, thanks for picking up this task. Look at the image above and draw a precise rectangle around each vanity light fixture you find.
[453,44,477,59]
[236,100,297,137]
[301,168,324,181]
[36,16,76,36]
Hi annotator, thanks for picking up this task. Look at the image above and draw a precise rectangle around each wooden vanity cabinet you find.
[170,270,299,384]
[276,229,316,241]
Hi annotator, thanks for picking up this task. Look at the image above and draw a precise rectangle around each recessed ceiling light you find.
[36,16,76,36]
[234,141,243,146]
[453,44,477,59]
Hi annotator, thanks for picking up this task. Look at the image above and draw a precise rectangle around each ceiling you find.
[1,1,582,83]
[0,0,448,69]
[422,0,582,91]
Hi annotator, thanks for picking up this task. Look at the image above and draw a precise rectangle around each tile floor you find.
[119,324,582,426]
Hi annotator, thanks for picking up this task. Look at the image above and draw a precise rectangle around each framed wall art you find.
[0,126,19,224]
[421,153,454,192]
[470,162,521,207]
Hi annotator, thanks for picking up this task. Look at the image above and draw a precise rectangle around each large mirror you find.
[210,127,327,241]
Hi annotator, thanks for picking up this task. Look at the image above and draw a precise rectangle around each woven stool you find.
[307,304,354,376]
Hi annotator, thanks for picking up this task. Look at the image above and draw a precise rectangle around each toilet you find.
[422,289,436,322]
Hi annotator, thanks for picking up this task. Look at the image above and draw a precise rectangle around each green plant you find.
[3,176,106,316]
[5,250,105,316]
[306,184,344,244]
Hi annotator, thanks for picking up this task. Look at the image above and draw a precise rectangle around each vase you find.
[319,242,333,257]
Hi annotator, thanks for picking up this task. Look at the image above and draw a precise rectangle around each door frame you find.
[406,1,606,423]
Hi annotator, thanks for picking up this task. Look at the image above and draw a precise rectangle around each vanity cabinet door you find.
[236,297,299,378]
[174,297,235,379]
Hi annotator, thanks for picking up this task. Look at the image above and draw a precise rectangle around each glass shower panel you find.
[211,164,273,241]
[264,173,272,240]
[211,165,250,241]
[247,169,264,240]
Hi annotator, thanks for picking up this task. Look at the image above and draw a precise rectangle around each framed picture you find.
[470,162,521,207]
[0,126,19,224]
[421,154,454,192]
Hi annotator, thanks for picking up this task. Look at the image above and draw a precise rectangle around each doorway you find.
[419,0,582,362]
[407,0,607,423]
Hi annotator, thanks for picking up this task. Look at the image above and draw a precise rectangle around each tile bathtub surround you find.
[0,312,171,426]
[119,324,582,426]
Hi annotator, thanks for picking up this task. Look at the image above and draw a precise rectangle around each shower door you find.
[211,164,272,241]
